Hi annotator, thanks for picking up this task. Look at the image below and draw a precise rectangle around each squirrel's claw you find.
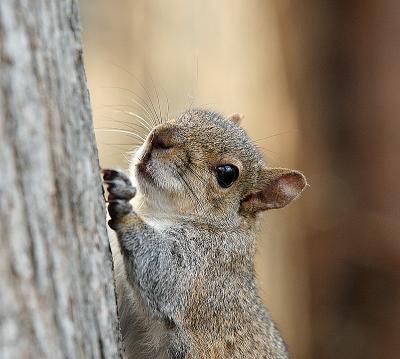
[102,169,136,201]
[107,198,132,219]
[102,169,131,184]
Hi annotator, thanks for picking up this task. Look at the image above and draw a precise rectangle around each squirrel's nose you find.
[150,130,174,150]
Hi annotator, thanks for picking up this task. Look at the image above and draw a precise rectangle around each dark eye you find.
[215,164,239,188]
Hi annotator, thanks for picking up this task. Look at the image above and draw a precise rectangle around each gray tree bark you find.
[0,1,121,358]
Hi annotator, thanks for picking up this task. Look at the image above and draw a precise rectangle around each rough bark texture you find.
[0,1,121,358]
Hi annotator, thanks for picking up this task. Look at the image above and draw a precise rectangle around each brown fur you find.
[104,109,307,359]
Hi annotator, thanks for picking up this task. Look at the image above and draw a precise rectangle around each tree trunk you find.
[0,1,121,358]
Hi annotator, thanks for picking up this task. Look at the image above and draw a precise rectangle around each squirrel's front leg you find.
[103,169,197,358]
[102,168,148,258]
[102,169,169,316]
[102,169,148,287]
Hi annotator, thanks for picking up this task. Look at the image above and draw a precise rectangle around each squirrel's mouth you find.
[136,140,153,180]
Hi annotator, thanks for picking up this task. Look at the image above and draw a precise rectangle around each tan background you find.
[80,1,400,358]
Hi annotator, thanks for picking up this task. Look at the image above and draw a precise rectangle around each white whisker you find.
[125,111,155,132]
[95,128,146,142]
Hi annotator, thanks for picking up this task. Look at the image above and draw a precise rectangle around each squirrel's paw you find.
[102,169,136,230]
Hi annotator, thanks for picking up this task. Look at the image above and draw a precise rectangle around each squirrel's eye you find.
[215,165,239,188]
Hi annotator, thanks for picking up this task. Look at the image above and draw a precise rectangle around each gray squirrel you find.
[103,109,307,359]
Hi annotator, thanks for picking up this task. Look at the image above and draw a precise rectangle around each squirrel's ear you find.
[227,113,244,125]
[240,168,307,214]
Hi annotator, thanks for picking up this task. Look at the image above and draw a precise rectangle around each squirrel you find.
[103,109,307,359]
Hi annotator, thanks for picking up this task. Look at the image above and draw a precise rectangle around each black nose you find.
[151,132,173,150]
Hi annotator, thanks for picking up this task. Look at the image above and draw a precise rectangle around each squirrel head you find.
[129,109,307,228]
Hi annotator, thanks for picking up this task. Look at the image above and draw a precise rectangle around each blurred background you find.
[79,1,400,358]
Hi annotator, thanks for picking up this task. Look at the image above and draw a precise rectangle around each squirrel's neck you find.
[131,191,251,232]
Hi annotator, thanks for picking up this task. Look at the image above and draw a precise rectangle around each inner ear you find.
[240,168,307,214]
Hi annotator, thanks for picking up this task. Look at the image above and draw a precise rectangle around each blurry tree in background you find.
[276,1,400,358]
